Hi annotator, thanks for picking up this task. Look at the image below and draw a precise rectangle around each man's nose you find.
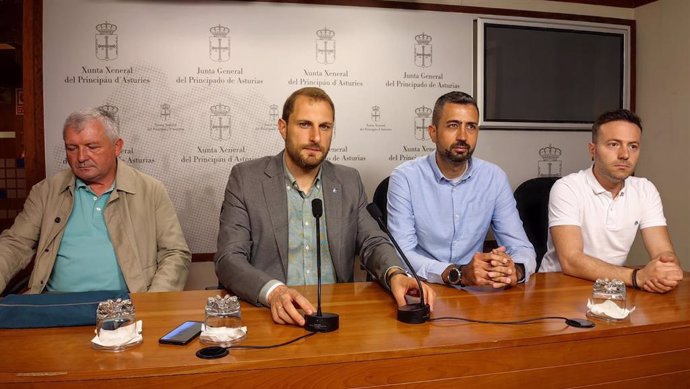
[309,126,321,143]
[77,148,89,162]
[456,126,467,141]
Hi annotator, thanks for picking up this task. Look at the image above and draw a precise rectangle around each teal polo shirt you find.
[46,178,128,292]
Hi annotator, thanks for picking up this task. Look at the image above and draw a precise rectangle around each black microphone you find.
[367,202,430,324]
[304,199,339,332]
[311,199,323,315]
[311,197,323,218]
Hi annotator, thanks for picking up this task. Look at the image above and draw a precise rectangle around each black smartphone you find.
[159,321,203,345]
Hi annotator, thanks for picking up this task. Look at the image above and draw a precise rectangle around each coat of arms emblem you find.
[414,32,432,68]
[95,21,118,61]
[414,106,432,141]
[538,144,562,177]
[315,27,336,65]
[209,25,231,62]
[210,104,231,140]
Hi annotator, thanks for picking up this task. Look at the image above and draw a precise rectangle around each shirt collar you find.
[75,178,115,196]
[284,164,322,195]
[74,177,115,194]
[427,153,474,185]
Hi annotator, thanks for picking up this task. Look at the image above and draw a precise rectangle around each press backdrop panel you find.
[44,0,592,253]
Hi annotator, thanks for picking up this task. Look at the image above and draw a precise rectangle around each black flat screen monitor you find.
[475,19,630,130]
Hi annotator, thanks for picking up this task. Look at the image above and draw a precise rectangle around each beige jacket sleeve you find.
[0,184,45,293]
[106,163,191,292]
[148,181,192,291]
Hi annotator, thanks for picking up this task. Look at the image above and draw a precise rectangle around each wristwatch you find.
[447,265,463,286]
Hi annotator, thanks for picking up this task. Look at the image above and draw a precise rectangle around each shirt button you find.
[305,245,310,251]
[96,207,102,212]
[93,196,97,201]
[305,221,309,226]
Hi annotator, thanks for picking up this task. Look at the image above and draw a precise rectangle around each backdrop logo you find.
[414,105,432,140]
[95,21,118,61]
[209,25,231,62]
[538,144,562,177]
[269,104,279,122]
[371,106,381,122]
[210,103,231,140]
[315,27,336,64]
[160,104,171,121]
[98,103,120,126]
[414,32,432,68]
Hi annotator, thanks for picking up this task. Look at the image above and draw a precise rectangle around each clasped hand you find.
[463,246,520,288]
[638,254,683,293]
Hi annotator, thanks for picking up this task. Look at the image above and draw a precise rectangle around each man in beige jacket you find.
[0,108,191,294]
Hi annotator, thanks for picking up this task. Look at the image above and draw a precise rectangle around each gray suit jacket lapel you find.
[262,152,289,277]
[322,163,343,279]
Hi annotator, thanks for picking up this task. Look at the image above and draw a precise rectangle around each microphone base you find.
[304,312,339,332]
[397,303,430,324]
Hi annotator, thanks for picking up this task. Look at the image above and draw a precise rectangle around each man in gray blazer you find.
[215,87,435,326]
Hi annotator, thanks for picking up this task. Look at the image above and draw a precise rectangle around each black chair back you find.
[372,176,390,226]
[513,177,560,272]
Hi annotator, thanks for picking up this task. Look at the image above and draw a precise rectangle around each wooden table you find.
[1,273,689,387]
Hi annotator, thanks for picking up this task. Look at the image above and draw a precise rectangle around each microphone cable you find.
[196,331,318,359]
[429,316,594,328]
[224,331,317,350]
[197,316,593,359]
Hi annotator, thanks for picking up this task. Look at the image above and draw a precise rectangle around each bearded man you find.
[387,91,535,288]
[215,87,435,326]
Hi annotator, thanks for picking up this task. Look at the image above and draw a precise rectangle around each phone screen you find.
[159,321,203,345]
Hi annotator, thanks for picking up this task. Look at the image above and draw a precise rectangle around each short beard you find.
[441,141,474,164]
[286,143,327,170]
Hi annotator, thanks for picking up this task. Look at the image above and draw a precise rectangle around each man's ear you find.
[114,138,124,157]
[428,124,437,143]
[278,118,287,141]
[588,142,595,161]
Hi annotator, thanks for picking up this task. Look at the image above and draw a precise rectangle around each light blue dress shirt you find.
[47,179,127,292]
[387,153,536,284]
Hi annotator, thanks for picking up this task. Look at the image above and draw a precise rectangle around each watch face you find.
[449,267,461,284]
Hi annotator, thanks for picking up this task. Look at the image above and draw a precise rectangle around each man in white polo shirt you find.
[540,109,683,293]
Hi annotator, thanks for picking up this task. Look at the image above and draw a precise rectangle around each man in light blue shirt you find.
[387,91,535,288]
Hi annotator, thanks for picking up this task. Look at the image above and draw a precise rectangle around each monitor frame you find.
[474,17,631,131]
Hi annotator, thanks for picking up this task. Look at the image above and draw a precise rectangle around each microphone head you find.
[366,203,383,220]
[312,198,323,218]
